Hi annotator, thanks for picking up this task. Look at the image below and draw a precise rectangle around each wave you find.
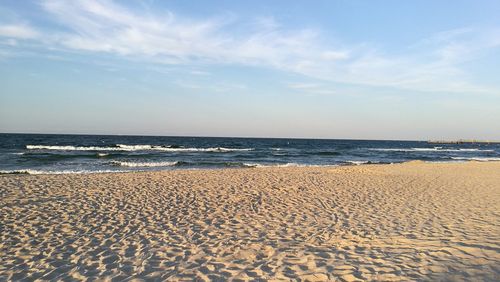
[115,144,162,150]
[345,160,371,165]
[0,169,127,175]
[243,162,298,168]
[19,152,119,161]
[450,157,500,162]
[116,144,253,152]
[27,145,123,151]
[111,161,178,167]
[174,161,251,168]
[26,144,253,152]
[369,147,494,152]
[243,162,337,168]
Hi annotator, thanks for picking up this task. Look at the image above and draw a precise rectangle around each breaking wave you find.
[243,162,337,168]
[369,147,494,152]
[111,161,178,167]
[0,169,127,175]
[26,144,253,152]
[345,160,371,165]
[450,157,500,162]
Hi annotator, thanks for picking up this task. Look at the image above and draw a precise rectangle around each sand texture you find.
[1,161,499,281]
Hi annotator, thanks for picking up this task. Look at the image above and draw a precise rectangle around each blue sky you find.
[1,0,499,140]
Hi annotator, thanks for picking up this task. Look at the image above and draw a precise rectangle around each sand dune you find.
[1,161,499,281]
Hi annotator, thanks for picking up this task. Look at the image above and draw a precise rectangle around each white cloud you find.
[1,0,499,94]
[321,51,350,60]
[0,24,39,39]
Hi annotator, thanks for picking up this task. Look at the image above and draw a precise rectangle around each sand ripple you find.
[1,161,499,280]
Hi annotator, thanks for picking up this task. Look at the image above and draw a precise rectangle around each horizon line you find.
[3,131,499,143]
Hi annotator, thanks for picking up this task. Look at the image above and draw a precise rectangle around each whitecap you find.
[450,157,500,162]
[0,169,127,175]
[345,160,371,165]
[369,147,494,152]
[111,161,178,167]
[26,145,122,151]
[26,144,253,152]
[243,162,337,168]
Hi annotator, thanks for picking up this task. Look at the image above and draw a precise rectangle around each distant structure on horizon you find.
[428,139,500,144]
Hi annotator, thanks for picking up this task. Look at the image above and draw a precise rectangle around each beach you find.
[1,161,499,281]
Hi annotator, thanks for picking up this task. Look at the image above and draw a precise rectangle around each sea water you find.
[1,133,499,174]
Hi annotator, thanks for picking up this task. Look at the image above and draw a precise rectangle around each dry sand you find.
[1,161,499,281]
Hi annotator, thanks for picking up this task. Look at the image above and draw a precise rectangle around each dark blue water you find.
[1,133,499,174]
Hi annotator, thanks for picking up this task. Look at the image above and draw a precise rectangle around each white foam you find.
[244,162,337,168]
[111,161,178,167]
[26,144,253,152]
[27,145,122,151]
[346,160,371,165]
[369,147,494,152]
[0,169,127,175]
[116,144,157,150]
[115,144,253,152]
[450,157,500,162]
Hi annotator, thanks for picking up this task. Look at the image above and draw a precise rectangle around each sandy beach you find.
[1,161,499,281]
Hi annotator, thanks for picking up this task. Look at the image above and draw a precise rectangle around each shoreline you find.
[2,159,500,176]
[2,161,499,280]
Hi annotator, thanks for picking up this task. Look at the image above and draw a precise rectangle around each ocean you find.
[1,133,499,174]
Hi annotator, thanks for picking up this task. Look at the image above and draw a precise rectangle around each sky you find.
[1,0,500,140]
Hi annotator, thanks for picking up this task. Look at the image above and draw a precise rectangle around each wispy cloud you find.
[1,0,499,94]
[0,24,39,39]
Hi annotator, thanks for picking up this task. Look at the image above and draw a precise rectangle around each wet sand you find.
[1,161,499,281]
